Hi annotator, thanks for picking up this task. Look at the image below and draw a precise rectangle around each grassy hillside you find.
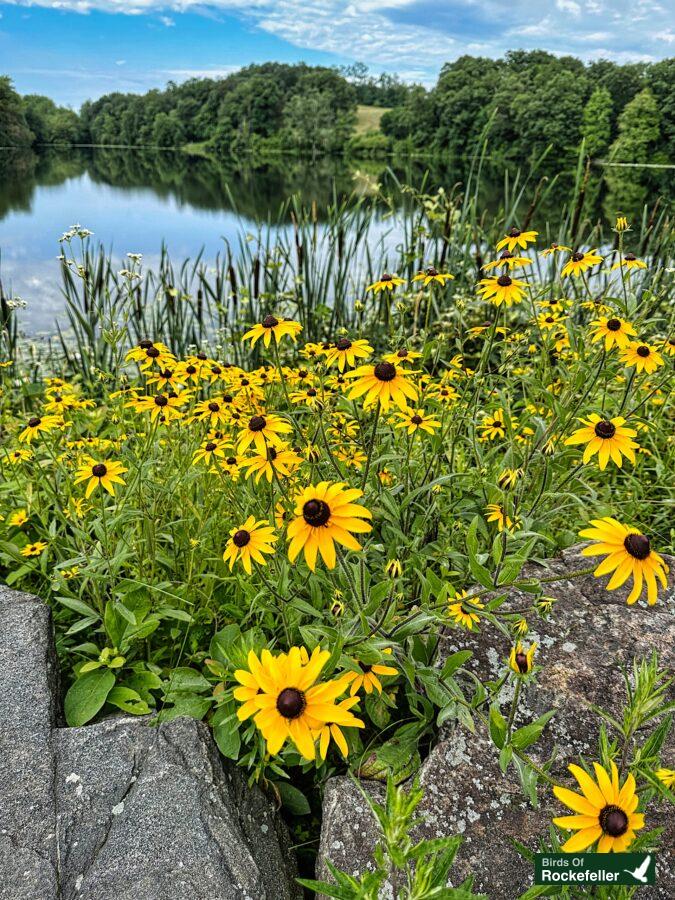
[354,104,390,134]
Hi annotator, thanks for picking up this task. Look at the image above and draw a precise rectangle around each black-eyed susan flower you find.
[287,482,372,570]
[479,409,507,441]
[612,253,647,272]
[242,315,302,348]
[393,407,441,435]
[323,337,373,371]
[662,336,675,358]
[496,227,538,252]
[383,347,422,365]
[19,414,61,443]
[385,558,402,579]
[334,446,367,470]
[192,439,229,466]
[7,448,32,464]
[447,590,484,630]
[541,243,571,256]
[590,315,637,351]
[476,274,527,307]
[8,510,28,527]
[343,650,397,695]
[486,503,518,532]
[21,541,48,557]
[126,393,185,423]
[509,641,537,674]
[233,646,364,760]
[367,273,405,293]
[537,312,567,332]
[497,468,523,489]
[344,361,418,412]
[579,518,669,606]
[191,397,230,428]
[315,695,361,760]
[74,458,127,498]
[125,339,175,371]
[553,760,644,853]
[429,383,458,406]
[482,251,532,272]
[564,415,639,470]
[222,516,277,574]
[237,413,292,454]
[656,768,675,789]
[620,341,664,375]
[561,249,603,278]
[412,266,454,286]
[615,216,629,232]
[241,444,302,484]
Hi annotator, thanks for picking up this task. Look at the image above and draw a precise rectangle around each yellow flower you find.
[241,444,302,484]
[315,696,362,760]
[479,409,507,441]
[509,641,537,674]
[367,273,405,293]
[233,646,364,760]
[342,650,397,695]
[561,249,603,278]
[191,397,230,427]
[447,590,484,630]
[192,439,229,466]
[385,558,402,578]
[383,347,422,366]
[394,407,441,435]
[21,541,48,557]
[8,510,28,527]
[125,340,175,371]
[541,243,571,256]
[7,448,32,464]
[287,482,372,571]
[619,341,664,375]
[222,516,277,574]
[615,216,630,232]
[236,413,292,454]
[323,337,373,371]
[126,393,186,422]
[579,517,669,606]
[553,760,644,853]
[589,316,637,351]
[412,266,454,286]
[242,315,302,347]
[612,253,647,272]
[476,275,527,307]
[497,468,522,489]
[496,227,538,252]
[564,415,639,470]
[19,414,61,443]
[482,252,532,271]
[485,503,518,532]
[74,458,128,498]
[344,361,418,412]
[656,768,675,789]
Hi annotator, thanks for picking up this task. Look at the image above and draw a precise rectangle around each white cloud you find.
[158,14,174,25]
[556,0,581,15]
[163,65,241,78]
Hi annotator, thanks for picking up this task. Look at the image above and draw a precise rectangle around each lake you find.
[0,147,671,333]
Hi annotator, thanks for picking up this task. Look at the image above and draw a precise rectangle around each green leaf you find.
[511,710,555,750]
[440,650,472,679]
[107,686,150,716]
[209,624,242,664]
[274,781,311,816]
[211,702,241,760]
[489,704,507,749]
[64,669,115,726]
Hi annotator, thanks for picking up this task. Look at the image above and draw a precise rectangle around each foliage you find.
[0,76,34,147]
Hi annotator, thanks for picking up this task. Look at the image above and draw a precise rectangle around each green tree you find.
[152,112,185,148]
[608,87,661,164]
[0,77,33,147]
[581,87,613,158]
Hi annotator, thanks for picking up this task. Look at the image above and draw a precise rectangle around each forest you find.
[1,52,674,168]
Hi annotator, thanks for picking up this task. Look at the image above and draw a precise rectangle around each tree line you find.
[1,54,673,168]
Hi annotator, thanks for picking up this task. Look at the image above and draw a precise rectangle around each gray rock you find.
[0,588,300,900]
[0,587,59,900]
[318,546,675,898]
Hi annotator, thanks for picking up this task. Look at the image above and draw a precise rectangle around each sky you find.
[1,0,673,108]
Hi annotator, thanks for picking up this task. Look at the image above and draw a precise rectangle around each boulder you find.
[318,546,675,897]
[0,588,300,900]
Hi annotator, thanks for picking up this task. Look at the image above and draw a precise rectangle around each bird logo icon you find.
[623,855,651,884]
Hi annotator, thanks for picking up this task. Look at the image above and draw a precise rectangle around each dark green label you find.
[535,853,656,886]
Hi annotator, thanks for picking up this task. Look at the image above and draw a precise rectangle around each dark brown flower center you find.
[335,338,352,351]
[624,533,650,560]
[208,402,220,413]
[636,345,650,358]
[425,266,438,276]
[515,652,529,674]
[508,227,521,237]
[211,365,222,375]
[624,253,636,262]
[262,315,279,329]
[139,339,153,349]
[248,415,266,432]
[599,805,628,837]
[196,351,207,360]
[267,447,278,461]
[146,347,160,358]
[307,388,318,397]
[27,417,41,428]
[374,361,397,382]
[381,273,392,281]
[226,457,237,466]
[572,252,585,262]
[499,251,513,260]
[276,687,306,719]
[594,420,616,439]
[92,464,107,478]
[161,369,173,379]
[303,499,331,527]
[411,415,423,425]
[186,365,197,375]
[154,395,168,407]
[205,442,217,452]
[397,349,409,358]
[233,529,251,548]
[606,318,621,331]
[497,275,512,287]
[358,661,373,673]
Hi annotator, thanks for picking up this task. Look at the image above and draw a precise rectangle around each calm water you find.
[1,147,670,333]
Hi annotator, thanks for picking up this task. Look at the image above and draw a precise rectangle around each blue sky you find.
[2,0,673,108]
